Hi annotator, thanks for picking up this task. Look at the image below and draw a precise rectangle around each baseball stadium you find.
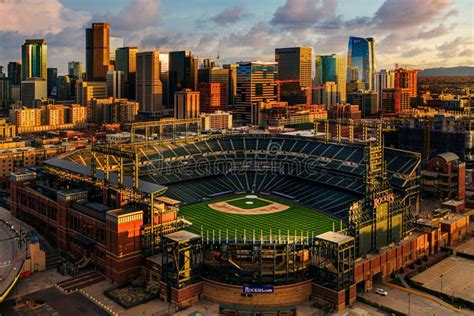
[11,119,424,312]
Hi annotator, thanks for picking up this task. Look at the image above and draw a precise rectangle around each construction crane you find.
[271,79,300,103]
[301,85,325,105]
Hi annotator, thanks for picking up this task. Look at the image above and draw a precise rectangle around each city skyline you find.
[0,0,472,74]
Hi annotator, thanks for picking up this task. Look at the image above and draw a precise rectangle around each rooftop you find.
[45,157,168,195]
[155,196,181,206]
[165,230,201,242]
[316,231,354,244]
[440,213,466,224]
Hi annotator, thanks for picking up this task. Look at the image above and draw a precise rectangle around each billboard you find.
[242,286,274,294]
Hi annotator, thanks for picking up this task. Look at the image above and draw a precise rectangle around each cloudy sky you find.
[1,0,472,74]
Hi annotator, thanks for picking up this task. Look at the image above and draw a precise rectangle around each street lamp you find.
[440,274,444,295]
[408,293,411,316]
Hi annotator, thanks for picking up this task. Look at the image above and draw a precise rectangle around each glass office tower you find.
[347,37,375,90]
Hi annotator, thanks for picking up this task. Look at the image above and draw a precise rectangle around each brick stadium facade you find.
[10,168,470,310]
[7,130,472,312]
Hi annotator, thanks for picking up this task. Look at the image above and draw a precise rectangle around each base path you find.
[208,197,289,215]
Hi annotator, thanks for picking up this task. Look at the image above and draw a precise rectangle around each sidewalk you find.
[382,279,465,314]
[82,280,171,316]
[7,269,69,301]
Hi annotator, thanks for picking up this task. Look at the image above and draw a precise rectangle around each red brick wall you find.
[458,164,466,200]
[312,283,346,311]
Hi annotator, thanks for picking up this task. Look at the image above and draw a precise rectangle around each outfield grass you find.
[179,194,340,240]
[227,196,272,209]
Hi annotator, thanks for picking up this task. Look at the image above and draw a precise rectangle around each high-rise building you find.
[0,67,11,111]
[395,68,419,97]
[109,36,124,64]
[76,81,108,121]
[68,61,82,80]
[159,53,169,72]
[313,82,338,108]
[314,54,347,104]
[21,39,47,80]
[90,98,138,124]
[198,67,229,108]
[169,51,198,107]
[159,53,169,107]
[201,111,233,131]
[21,78,47,107]
[8,62,22,85]
[198,83,221,113]
[348,91,378,118]
[106,71,124,99]
[136,51,163,113]
[202,58,216,69]
[375,69,395,110]
[275,47,312,105]
[381,88,410,114]
[116,47,138,100]
[236,61,278,122]
[47,67,57,98]
[174,89,200,119]
[86,23,111,81]
[57,75,72,100]
[347,36,375,90]
[223,64,238,106]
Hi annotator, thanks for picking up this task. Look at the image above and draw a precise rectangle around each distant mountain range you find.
[419,66,474,77]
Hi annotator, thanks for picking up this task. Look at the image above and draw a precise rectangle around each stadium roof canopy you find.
[45,158,167,195]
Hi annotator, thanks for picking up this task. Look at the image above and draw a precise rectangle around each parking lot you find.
[0,287,108,316]
[455,237,474,256]
[411,255,474,303]
[359,284,459,316]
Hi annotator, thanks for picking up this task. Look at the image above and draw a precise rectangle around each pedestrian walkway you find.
[56,271,105,293]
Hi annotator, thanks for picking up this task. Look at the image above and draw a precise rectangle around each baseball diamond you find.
[180,194,340,240]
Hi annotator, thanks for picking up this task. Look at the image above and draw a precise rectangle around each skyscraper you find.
[159,53,169,107]
[8,62,22,85]
[21,78,47,107]
[86,23,111,81]
[275,47,312,105]
[381,88,410,114]
[174,89,200,119]
[0,67,11,111]
[136,51,163,113]
[313,82,338,108]
[109,36,124,64]
[116,47,138,100]
[198,67,230,108]
[47,67,57,98]
[394,68,419,97]
[168,51,198,107]
[106,71,124,99]
[198,82,221,113]
[76,81,108,121]
[374,69,395,110]
[223,64,238,106]
[347,37,375,90]
[314,54,347,104]
[68,61,82,80]
[57,75,72,100]
[236,61,278,122]
[347,91,378,118]
[21,39,47,80]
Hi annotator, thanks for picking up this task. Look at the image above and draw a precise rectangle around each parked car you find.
[375,288,388,296]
